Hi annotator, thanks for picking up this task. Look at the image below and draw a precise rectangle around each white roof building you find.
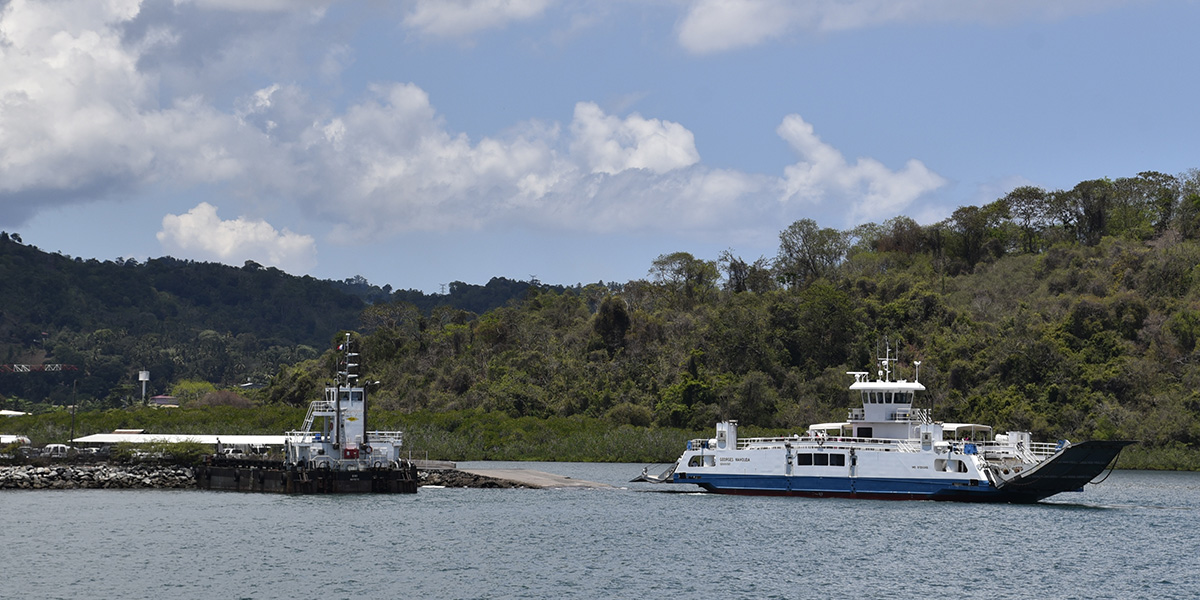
[72,433,286,447]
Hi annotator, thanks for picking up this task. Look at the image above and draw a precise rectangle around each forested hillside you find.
[5,169,1200,466]
[264,170,1200,461]
[0,237,548,409]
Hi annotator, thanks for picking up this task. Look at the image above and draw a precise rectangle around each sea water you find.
[1,464,1197,600]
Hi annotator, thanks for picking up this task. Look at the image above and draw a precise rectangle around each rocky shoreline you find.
[0,464,524,490]
[0,464,196,489]
[418,468,527,488]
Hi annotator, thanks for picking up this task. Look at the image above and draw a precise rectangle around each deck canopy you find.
[941,423,993,439]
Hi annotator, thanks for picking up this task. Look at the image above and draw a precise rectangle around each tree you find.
[719,250,751,293]
[649,252,718,309]
[1003,185,1050,254]
[878,216,925,256]
[718,250,775,294]
[593,296,631,356]
[1135,170,1180,235]
[1177,169,1200,239]
[776,218,849,289]
[1069,179,1115,246]
[946,205,989,267]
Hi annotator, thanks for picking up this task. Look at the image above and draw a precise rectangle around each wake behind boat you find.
[636,346,1132,502]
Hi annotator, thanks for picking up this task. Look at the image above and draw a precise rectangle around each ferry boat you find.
[196,334,418,494]
[636,348,1133,503]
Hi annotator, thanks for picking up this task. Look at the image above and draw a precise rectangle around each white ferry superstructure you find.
[639,350,1132,503]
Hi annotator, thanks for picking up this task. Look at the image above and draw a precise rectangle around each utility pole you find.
[70,380,77,450]
[139,370,150,405]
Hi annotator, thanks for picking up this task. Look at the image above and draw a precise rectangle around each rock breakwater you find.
[418,469,527,488]
[0,465,539,490]
[0,465,195,489]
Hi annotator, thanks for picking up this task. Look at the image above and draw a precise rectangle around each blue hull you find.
[674,472,1052,503]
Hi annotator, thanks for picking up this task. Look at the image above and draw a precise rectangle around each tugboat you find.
[636,345,1133,503]
[196,334,418,493]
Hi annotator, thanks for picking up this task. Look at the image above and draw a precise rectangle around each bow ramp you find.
[631,464,676,483]
[990,440,1135,499]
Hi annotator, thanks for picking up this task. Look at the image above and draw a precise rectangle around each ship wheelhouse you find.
[845,371,928,440]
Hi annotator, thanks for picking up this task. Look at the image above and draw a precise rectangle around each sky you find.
[2,0,1198,294]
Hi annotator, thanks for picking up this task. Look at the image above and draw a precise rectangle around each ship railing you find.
[969,441,1060,463]
[731,435,921,452]
[285,430,318,443]
[301,400,336,431]
[886,409,931,423]
[366,431,404,444]
[1025,441,1060,461]
[284,430,404,445]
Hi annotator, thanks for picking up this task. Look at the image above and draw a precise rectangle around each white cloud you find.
[180,0,334,13]
[288,91,757,238]
[777,114,945,222]
[677,0,796,54]
[0,0,274,219]
[404,0,552,38]
[0,0,948,264]
[157,202,316,271]
[677,0,1128,54]
[569,102,700,175]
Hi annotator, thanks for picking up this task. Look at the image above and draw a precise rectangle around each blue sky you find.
[3,0,1197,293]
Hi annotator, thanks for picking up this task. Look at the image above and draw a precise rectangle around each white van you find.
[43,444,71,458]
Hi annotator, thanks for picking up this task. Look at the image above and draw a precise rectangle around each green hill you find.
[4,169,1200,467]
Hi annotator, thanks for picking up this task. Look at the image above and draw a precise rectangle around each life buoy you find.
[362,445,372,455]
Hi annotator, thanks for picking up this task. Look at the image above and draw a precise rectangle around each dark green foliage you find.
[389,277,579,315]
[0,239,357,406]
